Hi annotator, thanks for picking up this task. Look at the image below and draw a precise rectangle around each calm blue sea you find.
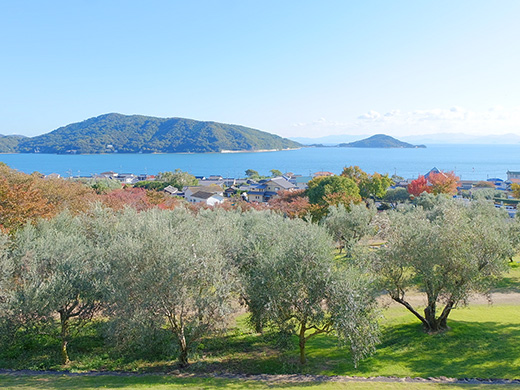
[1,145,520,180]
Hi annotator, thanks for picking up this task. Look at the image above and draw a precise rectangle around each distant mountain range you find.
[338,134,425,148]
[0,114,301,154]
[291,132,520,145]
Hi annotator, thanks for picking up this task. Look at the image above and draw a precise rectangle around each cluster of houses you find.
[390,168,520,194]
[44,168,520,210]
[84,171,313,206]
[179,174,310,206]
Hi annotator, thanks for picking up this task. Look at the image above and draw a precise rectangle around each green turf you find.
[0,375,518,390]
[493,261,520,292]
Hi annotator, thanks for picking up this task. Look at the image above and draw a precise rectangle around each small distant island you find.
[0,113,301,154]
[339,134,426,148]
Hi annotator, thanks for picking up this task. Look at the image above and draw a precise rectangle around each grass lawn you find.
[493,261,520,292]
[1,375,519,390]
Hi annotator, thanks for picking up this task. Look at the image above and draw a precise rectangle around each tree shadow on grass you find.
[188,319,520,379]
[350,320,520,379]
[492,262,520,293]
[491,277,520,293]
[187,331,303,375]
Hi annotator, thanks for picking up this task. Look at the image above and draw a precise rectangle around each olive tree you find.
[0,232,10,306]
[0,232,15,344]
[321,203,376,255]
[373,198,512,332]
[106,207,236,366]
[240,212,379,365]
[7,212,108,364]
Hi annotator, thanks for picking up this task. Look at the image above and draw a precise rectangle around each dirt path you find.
[0,369,519,385]
[379,291,520,307]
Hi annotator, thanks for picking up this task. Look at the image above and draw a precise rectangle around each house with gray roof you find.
[188,191,225,206]
[246,177,296,202]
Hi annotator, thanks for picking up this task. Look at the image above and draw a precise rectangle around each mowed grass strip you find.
[1,375,519,390]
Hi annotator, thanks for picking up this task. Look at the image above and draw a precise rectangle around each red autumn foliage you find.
[268,189,311,218]
[100,187,181,211]
[100,187,153,211]
[407,175,431,197]
[408,171,460,197]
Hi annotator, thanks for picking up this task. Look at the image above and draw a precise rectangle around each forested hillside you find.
[3,113,301,154]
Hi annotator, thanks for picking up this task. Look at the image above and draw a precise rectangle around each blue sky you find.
[1,1,520,138]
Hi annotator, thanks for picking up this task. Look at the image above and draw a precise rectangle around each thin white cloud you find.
[288,106,520,138]
[290,117,346,128]
[357,110,381,120]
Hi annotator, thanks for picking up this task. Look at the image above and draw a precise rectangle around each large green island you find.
[0,113,301,154]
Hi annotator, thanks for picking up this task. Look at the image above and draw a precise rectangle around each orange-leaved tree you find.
[428,171,460,195]
[0,176,53,233]
[511,183,520,199]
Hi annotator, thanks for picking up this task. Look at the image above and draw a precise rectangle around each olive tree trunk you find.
[59,310,70,365]
[299,322,307,365]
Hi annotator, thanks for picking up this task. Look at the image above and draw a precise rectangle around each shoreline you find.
[220,147,300,154]
[0,148,302,156]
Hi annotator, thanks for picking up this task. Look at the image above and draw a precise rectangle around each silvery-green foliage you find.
[196,207,245,265]
[509,213,520,258]
[471,188,496,200]
[8,211,109,362]
[0,232,17,346]
[106,207,236,365]
[321,203,376,255]
[0,232,10,304]
[374,198,512,331]
[328,267,380,366]
[239,211,379,365]
[105,305,176,359]
[10,211,108,316]
[414,191,442,210]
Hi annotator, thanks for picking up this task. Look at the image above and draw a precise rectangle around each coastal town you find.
[40,167,520,216]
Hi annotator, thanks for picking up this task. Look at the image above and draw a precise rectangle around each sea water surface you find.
[1,145,520,180]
